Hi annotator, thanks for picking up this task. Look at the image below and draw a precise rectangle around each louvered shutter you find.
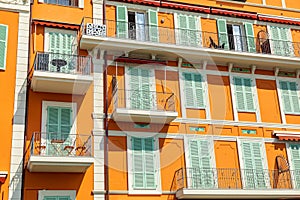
[234,77,245,110]
[194,74,204,108]
[279,81,292,113]
[60,108,72,142]
[279,27,292,56]
[217,19,229,50]
[199,140,214,188]
[252,142,266,188]
[116,6,128,39]
[188,16,198,47]
[140,69,152,110]
[178,14,188,45]
[0,25,7,70]
[290,144,300,189]
[47,107,59,134]
[289,82,300,113]
[44,197,57,200]
[58,197,71,200]
[244,78,255,111]
[148,9,158,42]
[144,138,156,189]
[270,26,281,55]
[184,73,195,108]
[189,140,202,188]
[129,67,140,109]
[244,23,256,53]
[132,137,144,188]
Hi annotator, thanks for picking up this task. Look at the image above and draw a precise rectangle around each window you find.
[116,6,158,42]
[126,67,156,110]
[41,101,76,156]
[0,24,8,70]
[217,19,255,53]
[175,14,201,47]
[269,26,293,56]
[44,0,78,6]
[279,81,300,114]
[238,140,268,189]
[44,28,77,73]
[233,77,255,112]
[127,136,161,193]
[38,190,76,200]
[187,138,215,189]
[183,73,205,109]
[288,144,300,189]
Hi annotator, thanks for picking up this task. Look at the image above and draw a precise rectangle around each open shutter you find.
[184,73,195,108]
[144,138,156,189]
[244,23,256,53]
[148,9,158,42]
[280,81,293,113]
[116,6,128,39]
[132,137,144,188]
[178,14,188,45]
[243,78,255,111]
[234,77,245,111]
[194,74,204,108]
[0,25,8,70]
[290,144,300,189]
[289,82,300,113]
[217,19,229,50]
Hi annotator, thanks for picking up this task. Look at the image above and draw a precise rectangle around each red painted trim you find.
[278,136,300,141]
[258,15,300,26]
[211,8,257,19]
[161,1,210,13]
[33,20,79,30]
[115,57,166,65]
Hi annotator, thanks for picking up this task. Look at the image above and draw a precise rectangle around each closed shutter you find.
[132,137,156,189]
[241,141,267,189]
[184,73,204,108]
[44,197,57,200]
[60,108,72,140]
[244,23,256,53]
[58,197,70,200]
[148,9,158,42]
[279,81,300,113]
[44,196,70,200]
[187,16,199,47]
[177,15,200,46]
[116,6,128,38]
[270,26,292,56]
[0,24,8,70]
[233,77,255,112]
[178,14,188,45]
[217,19,229,50]
[189,139,214,189]
[128,67,153,110]
[289,144,300,189]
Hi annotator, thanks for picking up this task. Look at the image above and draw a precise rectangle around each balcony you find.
[31,52,93,95]
[80,17,300,69]
[112,89,178,123]
[174,168,300,199]
[26,132,94,173]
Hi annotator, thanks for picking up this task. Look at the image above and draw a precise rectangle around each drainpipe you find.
[21,0,33,199]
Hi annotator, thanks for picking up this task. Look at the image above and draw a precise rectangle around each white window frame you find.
[127,134,161,194]
[38,0,84,8]
[44,27,77,52]
[0,24,8,71]
[124,65,156,110]
[183,135,217,189]
[38,190,76,200]
[237,138,270,189]
[276,78,300,115]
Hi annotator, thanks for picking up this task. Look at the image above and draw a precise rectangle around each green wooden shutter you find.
[144,138,156,189]
[188,16,198,47]
[47,107,59,134]
[184,73,195,108]
[60,108,72,141]
[148,9,158,42]
[178,14,188,45]
[129,67,140,109]
[194,74,204,108]
[279,27,292,56]
[44,197,57,200]
[243,78,255,111]
[244,23,256,53]
[289,144,300,189]
[251,142,266,188]
[189,139,214,189]
[234,77,245,111]
[58,197,70,200]
[0,25,8,70]
[279,81,292,113]
[217,19,229,50]
[132,137,144,188]
[140,69,151,110]
[289,82,300,113]
[184,73,204,108]
[116,6,128,39]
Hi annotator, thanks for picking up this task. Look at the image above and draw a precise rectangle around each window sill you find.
[128,190,162,195]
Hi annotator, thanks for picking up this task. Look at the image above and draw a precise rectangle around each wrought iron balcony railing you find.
[174,167,300,190]
[34,52,92,75]
[80,17,300,58]
[27,132,93,158]
[112,88,176,112]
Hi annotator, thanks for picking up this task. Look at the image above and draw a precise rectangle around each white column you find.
[9,11,30,200]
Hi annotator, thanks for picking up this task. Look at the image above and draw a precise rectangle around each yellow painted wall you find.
[106,5,116,37]
[201,18,218,48]
[0,10,19,200]
[285,0,300,9]
[266,0,282,7]
[158,12,175,44]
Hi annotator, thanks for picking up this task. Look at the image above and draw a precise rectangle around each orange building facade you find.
[2,0,300,199]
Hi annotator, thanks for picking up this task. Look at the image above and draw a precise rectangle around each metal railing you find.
[28,132,93,157]
[34,52,92,75]
[80,17,300,58]
[174,167,300,191]
[44,0,78,7]
[112,88,176,112]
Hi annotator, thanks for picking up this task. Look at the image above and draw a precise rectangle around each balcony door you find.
[44,28,77,73]
[125,67,156,111]
[128,11,146,41]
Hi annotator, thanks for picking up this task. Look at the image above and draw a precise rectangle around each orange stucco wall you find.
[158,12,175,44]
[106,5,116,37]
[0,10,19,200]
[286,0,300,9]
[266,0,283,7]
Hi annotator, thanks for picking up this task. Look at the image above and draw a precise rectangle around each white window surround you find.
[0,24,8,71]
[44,27,77,52]
[286,142,299,189]
[38,0,84,8]
[237,138,270,188]
[183,135,217,188]
[38,190,76,200]
[41,101,77,134]
[126,135,162,194]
